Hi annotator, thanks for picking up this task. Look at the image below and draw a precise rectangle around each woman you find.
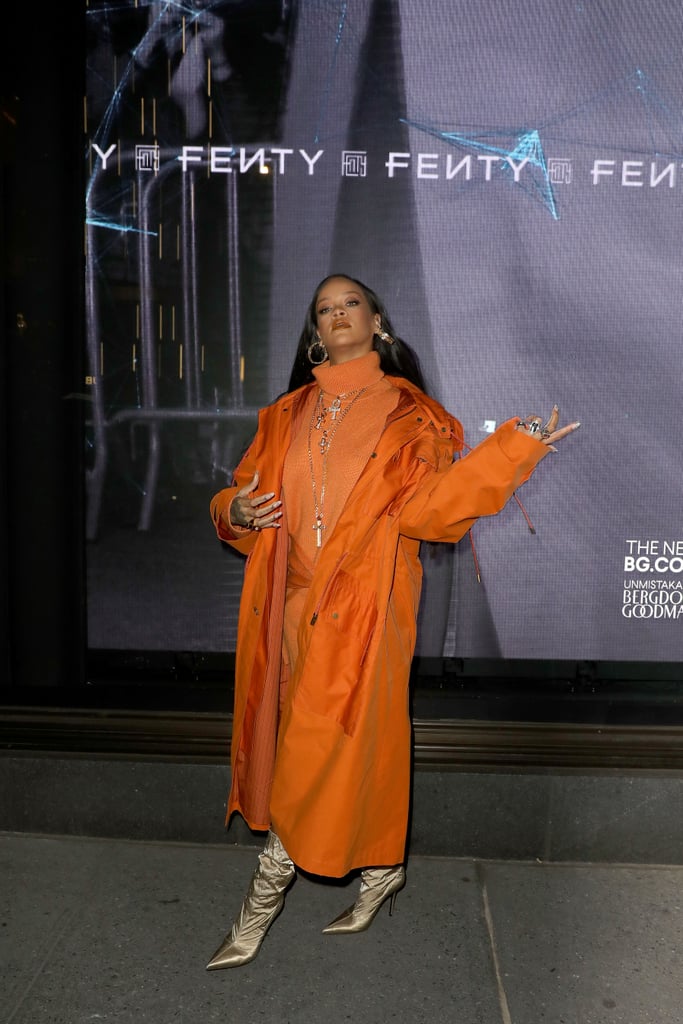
[207,274,579,969]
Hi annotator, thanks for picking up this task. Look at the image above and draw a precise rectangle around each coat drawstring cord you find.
[459,439,537,585]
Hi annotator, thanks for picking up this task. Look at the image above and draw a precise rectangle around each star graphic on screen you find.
[400,119,559,219]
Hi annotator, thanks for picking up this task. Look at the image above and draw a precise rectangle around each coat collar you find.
[278,375,461,447]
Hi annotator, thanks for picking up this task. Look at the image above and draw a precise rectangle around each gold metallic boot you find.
[206,831,295,970]
[322,865,406,935]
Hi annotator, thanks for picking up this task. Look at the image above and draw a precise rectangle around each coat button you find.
[332,612,339,620]
[253,607,259,615]
[371,452,377,458]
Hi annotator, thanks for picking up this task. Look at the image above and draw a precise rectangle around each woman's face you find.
[314,277,380,365]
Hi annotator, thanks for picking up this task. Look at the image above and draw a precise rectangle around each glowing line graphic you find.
[86,217,158,236]
[400,118,559,220]
[314,1,349,144]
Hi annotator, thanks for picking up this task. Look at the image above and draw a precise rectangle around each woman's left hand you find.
[517,406,580,452]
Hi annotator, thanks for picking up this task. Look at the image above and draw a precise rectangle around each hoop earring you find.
[377,327,395,345]
[307,338,328,365]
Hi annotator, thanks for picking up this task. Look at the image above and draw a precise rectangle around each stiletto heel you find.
[206,831,295,970]
[322,865,405,935]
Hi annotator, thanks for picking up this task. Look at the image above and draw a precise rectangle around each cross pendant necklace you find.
[313,389,357,430]
[307,385,369,549]
[328,397,342,420]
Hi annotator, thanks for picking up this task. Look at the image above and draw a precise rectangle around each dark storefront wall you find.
[1,5,682,786]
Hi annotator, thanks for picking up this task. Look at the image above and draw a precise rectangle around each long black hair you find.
[286,274,428,393]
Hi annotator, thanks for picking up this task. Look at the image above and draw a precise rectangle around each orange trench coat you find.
[210,376,548,878]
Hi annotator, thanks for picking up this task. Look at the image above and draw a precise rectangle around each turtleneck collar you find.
[312,350,384,395]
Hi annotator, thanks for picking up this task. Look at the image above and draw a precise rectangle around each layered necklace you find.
[307,386,369,547]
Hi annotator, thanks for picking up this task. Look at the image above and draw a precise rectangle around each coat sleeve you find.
[209,432,262,556]
[210,485,257,555]
[399,418,550,543]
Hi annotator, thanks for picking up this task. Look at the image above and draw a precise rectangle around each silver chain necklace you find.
[307,386,369,547]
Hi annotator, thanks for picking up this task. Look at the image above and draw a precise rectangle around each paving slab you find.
[483,860,683,1024]
[1,833,681,1024]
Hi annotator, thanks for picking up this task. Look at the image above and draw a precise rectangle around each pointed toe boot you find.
[322,865,405,935]
[206,831,295,970]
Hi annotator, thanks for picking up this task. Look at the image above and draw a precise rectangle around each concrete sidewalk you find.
[1,832,681,1024]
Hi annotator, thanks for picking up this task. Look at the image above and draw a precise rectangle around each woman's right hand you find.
[228,471,282,532]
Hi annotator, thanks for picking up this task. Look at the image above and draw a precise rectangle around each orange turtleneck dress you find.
[280,350,398,697]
